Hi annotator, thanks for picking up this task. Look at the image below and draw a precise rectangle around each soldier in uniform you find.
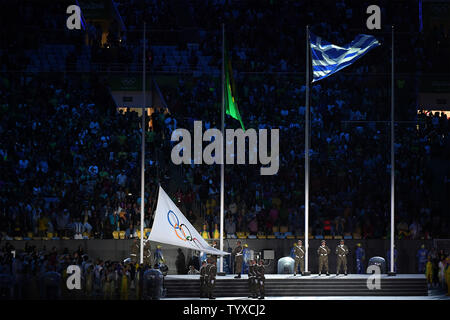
[317,240,331,276]
[293,240,305,276]
[233,241,244,278]
[256,260,265,299]
[130,239,139,264]
[247,259,257,298]
[209,240,218,264]
[243,244,251,274]
[355,243,365,274]
[206,258,217,299]
[144,240,152,266]
[199,260,207,298]
[336,240,349,275]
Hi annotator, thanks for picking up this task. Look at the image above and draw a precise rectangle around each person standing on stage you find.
[206,258,217,299]
[199,260,207,298]
[233,241,244,278]
[256,260,265,299]
[355,243,365,274]
[317,240,331,276]
[243,244,251,274]
[210,240,218,264]
[293,240,305,276]
[336,240,349,276]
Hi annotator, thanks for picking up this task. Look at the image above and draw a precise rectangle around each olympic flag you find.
[148,186,230,256]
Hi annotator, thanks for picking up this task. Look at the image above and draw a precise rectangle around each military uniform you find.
[131,241,152,266]
[233,243,244,278]
[293,244,305,275]
[317,244,331,275]
[248,262,257,298]
[199,263,208,298]
[209,242,218,264]
[206,262,217,299]
[255,262,265,299]
[336,243,349,275]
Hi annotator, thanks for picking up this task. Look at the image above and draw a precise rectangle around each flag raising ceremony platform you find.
[163,274,427,298]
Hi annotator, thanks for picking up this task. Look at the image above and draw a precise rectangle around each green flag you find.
[224,46,245,131]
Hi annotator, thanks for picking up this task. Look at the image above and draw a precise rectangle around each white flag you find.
[148,186,229,256]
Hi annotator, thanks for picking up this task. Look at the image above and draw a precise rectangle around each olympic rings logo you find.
[167,210,204,250]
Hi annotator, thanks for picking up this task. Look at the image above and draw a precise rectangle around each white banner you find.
[148,186,229,256]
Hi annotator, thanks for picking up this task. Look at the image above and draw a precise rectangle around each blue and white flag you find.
[310,32,380,82]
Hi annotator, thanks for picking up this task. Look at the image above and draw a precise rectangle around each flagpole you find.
[304,25,311,276]
[140,22,146,265]
[388,25,396,276]
[219,23,225,274]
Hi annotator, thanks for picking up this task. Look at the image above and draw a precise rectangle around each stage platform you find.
[164,274,428,297]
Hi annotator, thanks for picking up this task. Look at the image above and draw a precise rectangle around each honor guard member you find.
[210,240,218,264]
[144,240,152,266]
[256,260,265,299]
[247,260,258,298]
[293,240,305,276]
[416,244,428,273]
[199,261,208,298]
[130,239,139,264]
[336,240,349,275]
[233,241,244,278]
[199,251,207,264]
[355,243,365,274]
[206,258,217,299]
[317,240,331,276]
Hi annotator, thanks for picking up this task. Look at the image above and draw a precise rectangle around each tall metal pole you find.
[304,25,311,275]
[389,25,395,275]
[140,22,146,265]
[219,23,225,273]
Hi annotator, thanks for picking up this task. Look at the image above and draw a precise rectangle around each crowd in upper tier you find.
[0,0,449,240]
